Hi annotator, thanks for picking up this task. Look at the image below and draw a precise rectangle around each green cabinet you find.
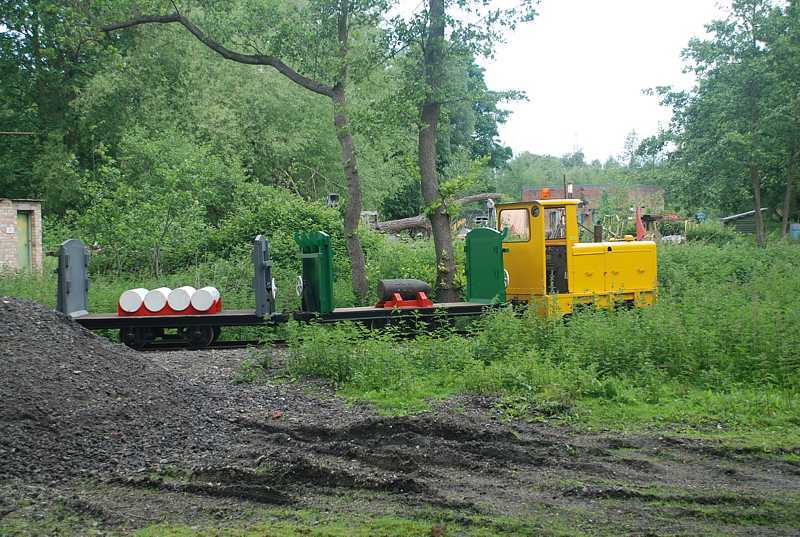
[465,227,507,304]
[294,231,335,314]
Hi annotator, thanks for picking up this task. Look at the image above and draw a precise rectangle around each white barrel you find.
[167,286,196,311]
[119,288,148,313]
[143,287,171,312]
[191,286,220,312]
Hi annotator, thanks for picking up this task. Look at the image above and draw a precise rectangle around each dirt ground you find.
[2,298,800,536]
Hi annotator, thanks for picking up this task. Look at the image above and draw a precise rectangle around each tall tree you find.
[393,0,537,299]
[766,0,800,237]
[658,0,774,245]
[99,0,389,302]
[417,0,455,298]
[379,59,517,220]
[0,1,111,212]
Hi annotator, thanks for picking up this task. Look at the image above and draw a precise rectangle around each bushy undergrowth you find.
[684,221,741,245]
[287,241,800,439]
[0,231,457,312]
[51,181,347,277]
[33,196,465,308]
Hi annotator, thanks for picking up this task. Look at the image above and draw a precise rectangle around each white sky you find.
[479,0,727,162]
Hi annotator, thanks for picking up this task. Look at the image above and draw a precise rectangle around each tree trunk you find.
[375,214,428,234]
[750,164,766,247]
[782,145,797,239]
[782,97,800,239]
[419,0,459,302]
[333,0,368,303]
[374,192,502,233]
[333,86,368,302]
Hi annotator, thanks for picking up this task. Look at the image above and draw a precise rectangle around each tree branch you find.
[101,13,335,98]
[374,192,503,233]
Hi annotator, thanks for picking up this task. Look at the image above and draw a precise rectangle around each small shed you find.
[0,198,43,272]
[721,208,769,234]
[360,210,379,228]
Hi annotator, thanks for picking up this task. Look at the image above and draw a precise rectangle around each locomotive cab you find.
[496,199,657,314]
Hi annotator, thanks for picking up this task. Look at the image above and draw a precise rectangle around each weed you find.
[233,347,274,384]
[285,241,800,443]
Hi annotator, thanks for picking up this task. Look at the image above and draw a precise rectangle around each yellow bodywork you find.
[497,199,657,315]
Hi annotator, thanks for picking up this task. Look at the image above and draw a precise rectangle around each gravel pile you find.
[0,297,232,483]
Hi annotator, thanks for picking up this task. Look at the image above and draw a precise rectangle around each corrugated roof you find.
[721,208,768,222]
[523,184,664,192]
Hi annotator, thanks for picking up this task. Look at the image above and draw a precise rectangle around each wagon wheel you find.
[180,326,215,349]
[120,327,148,350]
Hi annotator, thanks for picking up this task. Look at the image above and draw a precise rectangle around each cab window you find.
[544,207,566,240]
[500,209,529,242]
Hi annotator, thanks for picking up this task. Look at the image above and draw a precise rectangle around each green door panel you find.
[465,227,506,304]
[16,211,32,271]
[294,230,334,314]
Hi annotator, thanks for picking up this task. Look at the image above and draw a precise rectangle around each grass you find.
[0,503,579,537]
[282,240,800,448]
[6,487,799,537]
[0,496,668,537]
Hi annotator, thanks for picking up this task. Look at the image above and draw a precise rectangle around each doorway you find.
[16,211,32,271]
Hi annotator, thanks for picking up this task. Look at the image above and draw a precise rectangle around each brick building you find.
[522,184,665,227]
[0,198,43,272]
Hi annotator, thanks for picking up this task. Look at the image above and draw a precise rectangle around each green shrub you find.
[62,129,250,275]
[286,239,800,433]
[233,347,274,384]
[210,182,344,269]
[658,219,685,236]
[685,220,741,245]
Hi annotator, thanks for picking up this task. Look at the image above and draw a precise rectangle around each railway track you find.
[140,339,287,352]
[134,327,478,351]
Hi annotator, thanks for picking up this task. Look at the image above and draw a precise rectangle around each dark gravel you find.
[0,297,236,482]
[0,297,371,485]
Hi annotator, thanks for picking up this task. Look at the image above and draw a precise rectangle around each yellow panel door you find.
[570,244,607,295]
[499,205,546,300]
[16,211,32,271]
[606,245,657,292]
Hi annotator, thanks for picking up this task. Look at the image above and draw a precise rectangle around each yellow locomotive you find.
[476,199,658,314]
[467,199,658,314]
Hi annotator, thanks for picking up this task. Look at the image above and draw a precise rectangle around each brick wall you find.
[521,185,666,227]
[522,185,665,211]
[0,198,44,272]
[0,198,15,270]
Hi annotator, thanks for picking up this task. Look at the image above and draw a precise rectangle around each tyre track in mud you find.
[130,398,800,531]
[3,298,800,535]
[126,346,800,535]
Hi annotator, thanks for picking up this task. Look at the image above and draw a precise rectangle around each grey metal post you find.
[252,235,275,317]
[593,224,604,243]
[55,239,89,318]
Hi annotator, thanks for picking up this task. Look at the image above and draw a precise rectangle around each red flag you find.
[635,207,646,240]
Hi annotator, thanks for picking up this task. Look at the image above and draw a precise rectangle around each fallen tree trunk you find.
[455,192,503,205]
[375,214,429,233]
[374,192,502,233]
